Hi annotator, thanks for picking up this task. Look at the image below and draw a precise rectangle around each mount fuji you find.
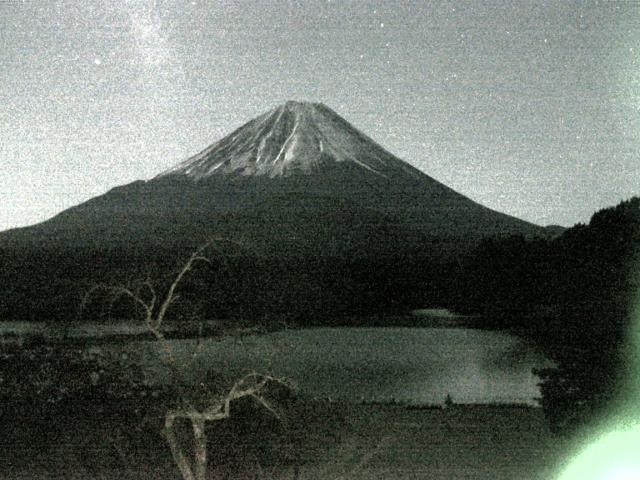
[5,101,541,246]
[0,101,547,322]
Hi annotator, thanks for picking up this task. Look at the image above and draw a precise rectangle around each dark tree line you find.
[453,197,639,432]
[0,241,452,328]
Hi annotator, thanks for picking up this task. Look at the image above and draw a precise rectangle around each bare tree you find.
[83,240,290,480]
[164,371,285,480]
[81,241,216,346]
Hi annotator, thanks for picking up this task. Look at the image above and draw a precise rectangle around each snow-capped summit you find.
[157,101,423,181]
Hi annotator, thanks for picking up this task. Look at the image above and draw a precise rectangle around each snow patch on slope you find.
[156,101,424,181]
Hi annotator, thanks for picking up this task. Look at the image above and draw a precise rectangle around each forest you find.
[453,197,640,432]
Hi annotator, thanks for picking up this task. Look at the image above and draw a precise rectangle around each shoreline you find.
[0,308,485,344]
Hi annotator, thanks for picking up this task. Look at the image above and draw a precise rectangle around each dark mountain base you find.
[0,239,461,326]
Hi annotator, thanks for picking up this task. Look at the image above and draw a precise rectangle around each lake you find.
[116,326,551,406]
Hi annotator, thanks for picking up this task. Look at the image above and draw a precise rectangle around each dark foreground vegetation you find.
[0,342,348,479]
[0,342,566,480]
[454,197,640,433]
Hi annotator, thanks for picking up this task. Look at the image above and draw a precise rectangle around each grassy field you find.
[296,403,569,480]
[0,401,570,479]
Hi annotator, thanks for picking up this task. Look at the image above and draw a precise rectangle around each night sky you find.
[1,0,638,231]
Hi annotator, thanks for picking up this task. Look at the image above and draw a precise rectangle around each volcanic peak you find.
[157,101,423,181]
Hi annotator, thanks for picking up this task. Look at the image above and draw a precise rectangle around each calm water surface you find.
[124,327,550,406]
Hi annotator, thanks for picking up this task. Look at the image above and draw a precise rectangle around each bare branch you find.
[191,256,212,264]
[109,285,153,323]
[155,241,216,330]
[250,393,281,420]
[143,278,157,313]
[192,417,207,480]
[164,415,197,480]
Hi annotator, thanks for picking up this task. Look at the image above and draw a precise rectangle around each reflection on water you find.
[123,327,551,406]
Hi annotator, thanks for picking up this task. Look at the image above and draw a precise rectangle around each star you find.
[93,57,102,66]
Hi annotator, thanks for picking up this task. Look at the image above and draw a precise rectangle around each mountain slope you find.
[1,101,542,250]
[0,101,547,323]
